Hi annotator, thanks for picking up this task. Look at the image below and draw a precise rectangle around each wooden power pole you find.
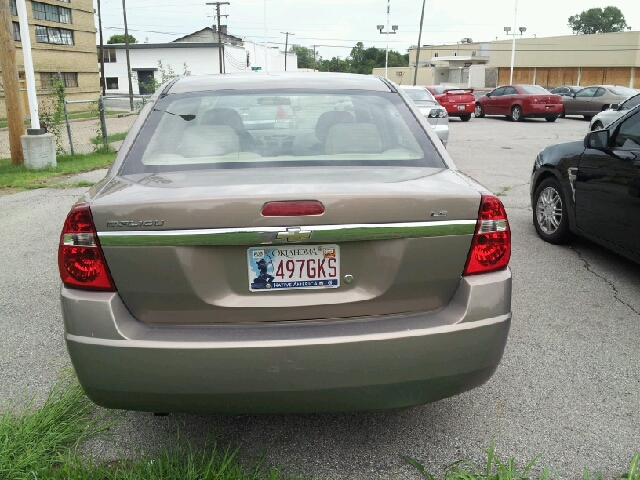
[0,0,25,164]
[122,0,134,110]
[281,31,294,71]
[207,2,230,74]
[97,0,106,96]
[413,0,426,86]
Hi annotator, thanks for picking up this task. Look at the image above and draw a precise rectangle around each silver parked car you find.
[589,93,640,130]
[59,73,511,414]
[561,85,637,119]
[399,85,449,147]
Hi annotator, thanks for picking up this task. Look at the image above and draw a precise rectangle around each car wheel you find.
[591,121,603,130]
[510,105,523,122]
[474,104,484,118]
[533,177,573,244]
[583,115,592,120]
[460,114,471,122]
[560,109,565,118]
[546,117,557,122]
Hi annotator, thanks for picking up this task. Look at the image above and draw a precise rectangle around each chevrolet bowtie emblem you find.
[276,227,312,242]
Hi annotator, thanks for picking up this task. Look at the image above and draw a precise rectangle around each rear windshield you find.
[608,86,637,96]
[432,86,446,94]
[120,90,445,174]
[519,85,550,94]
[401,88,435,102]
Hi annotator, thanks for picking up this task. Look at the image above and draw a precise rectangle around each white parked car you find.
[399,86,449,147]
[589,93,640,130]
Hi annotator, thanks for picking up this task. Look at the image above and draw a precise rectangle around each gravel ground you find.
[0,114,638,479]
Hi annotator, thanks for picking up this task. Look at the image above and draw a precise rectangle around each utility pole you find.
[0,0,25,164]
[413,0,426,86]
[281,31,294,71]
[207,2,229,74]
[97,0,106,95]
[122,0,133,110]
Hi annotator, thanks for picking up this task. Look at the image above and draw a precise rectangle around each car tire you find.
[560,109,565,118]
[533,177,573,244]
[460,114,471,122]
[591,121,604,130]
[510,105,523,122]
[583,115,592,120]
[546,117,557,122]
[474,104,484,118]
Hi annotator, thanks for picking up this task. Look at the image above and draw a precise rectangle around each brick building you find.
[0,0,99,117]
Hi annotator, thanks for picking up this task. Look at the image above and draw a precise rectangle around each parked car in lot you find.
[589,92,640,130]
[425,86,475,122]
[561,85,637,119]
[474,85,563,122]
[550,85,582,97]
[531,103,640,263]
[399,85,449,146]
[59,73,512,414]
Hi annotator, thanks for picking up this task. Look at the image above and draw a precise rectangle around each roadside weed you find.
[0,372,114,479]
[404,442,640,480]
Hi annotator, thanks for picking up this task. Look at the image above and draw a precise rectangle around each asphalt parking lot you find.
[0,114,638,479]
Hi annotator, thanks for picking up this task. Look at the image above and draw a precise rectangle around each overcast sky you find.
[96,0,640,58]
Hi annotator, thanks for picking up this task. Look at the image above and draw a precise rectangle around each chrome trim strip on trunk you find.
[97,220,477,247]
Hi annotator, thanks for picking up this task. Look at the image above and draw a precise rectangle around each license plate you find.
[457,105,465,110]
[247,245,340,291]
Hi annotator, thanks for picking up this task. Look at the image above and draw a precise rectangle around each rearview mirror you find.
[584,129,610,150]
[485,93,491,98]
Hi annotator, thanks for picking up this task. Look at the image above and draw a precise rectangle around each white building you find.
[100,28,297,95]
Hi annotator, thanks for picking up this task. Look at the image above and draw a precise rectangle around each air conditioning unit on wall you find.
[396,71,404,76]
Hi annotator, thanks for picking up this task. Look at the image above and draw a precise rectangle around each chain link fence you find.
[1,94,144,159]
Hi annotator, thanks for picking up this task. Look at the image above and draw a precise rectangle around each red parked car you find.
[426,86,475,122]
[474,85,563,122]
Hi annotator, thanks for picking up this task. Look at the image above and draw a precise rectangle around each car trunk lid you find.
[92,167,480,324]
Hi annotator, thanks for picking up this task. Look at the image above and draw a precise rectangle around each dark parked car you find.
[550,86,582,96]
[531,103,640,263]
[475,85,563,122]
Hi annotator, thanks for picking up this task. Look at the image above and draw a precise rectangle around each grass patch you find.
[404,443,640,480]
[91,131,128,145]
[0,151,115,191]
[495,186,512,197]
[1,375,297,480]
[0,111,130,128]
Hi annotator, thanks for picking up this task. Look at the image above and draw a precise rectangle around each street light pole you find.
[509,0,518,84]
[377,2,397,79]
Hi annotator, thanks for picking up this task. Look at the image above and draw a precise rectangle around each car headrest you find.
[315,111,356,142]
[201,108,246,132]
[182,125,240,157]
[324,124,382,155]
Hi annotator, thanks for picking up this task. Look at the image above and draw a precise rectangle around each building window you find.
[13,22,20,42]
[40,72,78,88]
[101,48,117,63]
[9,0,17,16]
[32,2,72,24]
[434,52,438,57]
[35,25,74,45]
[105,77,119,90]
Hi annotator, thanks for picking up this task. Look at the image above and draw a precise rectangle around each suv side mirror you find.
[585,129,610,150]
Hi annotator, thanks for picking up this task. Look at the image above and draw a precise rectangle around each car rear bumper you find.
[525,104,563,117]
[62,268,511,413]
[429,123,449,146]
[445,103,474,115]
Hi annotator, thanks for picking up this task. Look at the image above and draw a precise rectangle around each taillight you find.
[58,204,115,291]
[463,194,511,275]
[262,201,325,217]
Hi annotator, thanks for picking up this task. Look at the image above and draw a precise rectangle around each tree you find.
[568,6,627,34]
[289,45,320,69]
[107,34,137,44]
